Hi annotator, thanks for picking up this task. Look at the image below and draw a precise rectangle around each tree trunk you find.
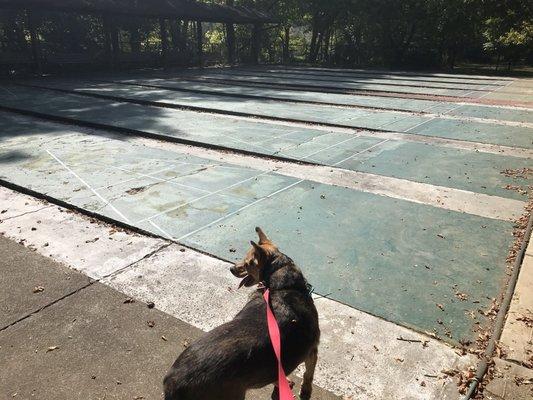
[308,13,319,62]
[130,26,141,54]
[322,25,332,63]
[27,10,42,74]
[251,23,261,64]
[169,19,181,51]
[102,15,113,67]
[181,21,189,52]
[226,23,236,64]
[196,21,203,67]
[225,0,236,65]
[159,18,168,65]
[282,25,290,63]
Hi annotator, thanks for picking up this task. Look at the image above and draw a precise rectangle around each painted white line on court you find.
[477,80,515,100]
[46,149,132,224]
[137,138,526,221]
[149,220,175,240]
[137,170,271,223]
[91,162,215,195]
[404,116,437,132]
[301,135,359,159]
[92,166,176,191]
[176,179,304,241]
[333,138,391,166]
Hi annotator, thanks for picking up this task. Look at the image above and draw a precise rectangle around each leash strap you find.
[263,288,294,400]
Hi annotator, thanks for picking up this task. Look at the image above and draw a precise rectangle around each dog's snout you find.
[230,263,246,278]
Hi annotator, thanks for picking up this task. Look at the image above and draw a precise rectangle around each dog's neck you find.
[262,253,310,294]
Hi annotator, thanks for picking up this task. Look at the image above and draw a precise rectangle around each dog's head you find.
[230,227,279,288]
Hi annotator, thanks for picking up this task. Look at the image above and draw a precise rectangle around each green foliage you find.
[0,0,531,71]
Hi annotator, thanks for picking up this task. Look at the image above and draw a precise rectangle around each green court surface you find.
[177,70,489,97]
[0,113,516,344]
[0,67,531,347]
[191,68,499,90]
[109,74,533,123]
[17,79,533,149]
[242,66,511,85]
[0,84,530,201]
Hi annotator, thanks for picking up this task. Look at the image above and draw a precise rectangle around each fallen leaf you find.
[33,286,44,293]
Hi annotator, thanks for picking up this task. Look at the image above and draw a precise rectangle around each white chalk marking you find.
[46,150,131,224]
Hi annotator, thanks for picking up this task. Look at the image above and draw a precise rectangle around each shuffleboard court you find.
[188,68,503,90]
[0,67,531,352]
[247,66,515,85]
[171,70,489,97]
[0,111,521,344]
[0,83,531,203]
[17,79,533,150]
[107,74,533,123]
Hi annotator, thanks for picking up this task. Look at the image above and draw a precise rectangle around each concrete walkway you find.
[0,235,338,400]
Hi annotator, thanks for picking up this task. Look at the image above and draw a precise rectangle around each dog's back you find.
[164,290,318,400]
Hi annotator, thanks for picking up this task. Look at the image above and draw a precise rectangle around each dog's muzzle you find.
[230,264,247,278]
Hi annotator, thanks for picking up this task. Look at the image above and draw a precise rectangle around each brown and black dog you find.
[164,227,320,400]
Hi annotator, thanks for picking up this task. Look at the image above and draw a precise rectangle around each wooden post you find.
[226,22,236,65]
[196,21,203,67]
[225,0,236,65]
[110,18,120,66]
[27,10,42,75]
[251,23,261,65]
[102,15,113,68]
[159,18,168,65]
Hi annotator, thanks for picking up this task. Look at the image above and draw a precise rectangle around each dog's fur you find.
[163,227,320,400]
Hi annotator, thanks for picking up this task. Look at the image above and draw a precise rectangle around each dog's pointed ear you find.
[250,240,266,257]
[255,227,270,244]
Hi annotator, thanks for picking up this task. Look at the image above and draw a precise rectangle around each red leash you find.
[263,288,294,400]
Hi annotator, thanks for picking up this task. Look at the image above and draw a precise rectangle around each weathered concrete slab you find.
[2,280,282,400]
[177,69,485,97]
[0,197,167,279]
[247,66,511,85]
[0,186,50,220]
[0,235,91,329]
[104,244,474,400]
[500,240,533,366]
[482,79,533,105]
[0,116,521,342]
[0,113,526,222]
[21,79,533,148]
[485,358,533,400]
[0,211,337,400]
[180,181,515,344]
[111,74,533,123]
[1,89,532,203]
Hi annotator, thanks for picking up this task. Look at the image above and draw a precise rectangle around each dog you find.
[163,227,320,400]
